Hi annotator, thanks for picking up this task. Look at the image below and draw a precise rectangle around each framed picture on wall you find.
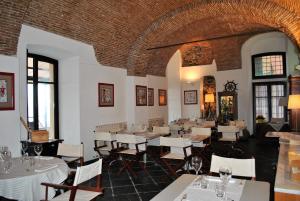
[184,90,198,105]
[98,83,114,107]
[148,88,154,106]
[158,89,167,106]
[0,72,15,110]
[136,85,147,106]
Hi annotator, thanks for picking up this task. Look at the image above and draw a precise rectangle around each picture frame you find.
[158,89,167,106]
[184,90,198,105]
[148,88,154,106]
[98,83,114,107]
[0,72,15,110]
[136,85,147,106]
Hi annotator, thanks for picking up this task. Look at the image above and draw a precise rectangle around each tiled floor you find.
[95,137,279,201]
[0,137,279,201]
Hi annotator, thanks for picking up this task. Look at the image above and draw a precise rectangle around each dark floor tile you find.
[135,183,161,193]
[140,192,159,201]
[112,179,133,187]
[113,186,136,195]
[114,194,141,201]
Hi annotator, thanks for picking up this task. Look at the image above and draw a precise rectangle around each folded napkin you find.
[35,164,58,172]
[35,156,54,160]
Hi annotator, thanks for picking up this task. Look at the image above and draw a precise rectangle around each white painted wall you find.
[166,50,182,122]
[0,24,168,160]
[0,55,20,157]
[181,81,200,119]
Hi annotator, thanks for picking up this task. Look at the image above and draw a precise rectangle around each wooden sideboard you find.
[21,139,63,156]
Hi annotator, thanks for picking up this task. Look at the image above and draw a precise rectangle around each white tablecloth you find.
[174,176,245,201]
[0,157,69,201]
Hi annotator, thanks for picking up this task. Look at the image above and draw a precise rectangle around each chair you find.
[202,120,216,128]
[160,137,192,177]
[191,127,211,147]
[210,154,256,179]
[93,131,118,166]
[41,159,103,201]
[116,134,148,177]
[218,125,240,142]
[131,124,147,133]
[57,143,84,168]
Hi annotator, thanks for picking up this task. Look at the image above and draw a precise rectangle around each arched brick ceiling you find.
[1,0,300,76]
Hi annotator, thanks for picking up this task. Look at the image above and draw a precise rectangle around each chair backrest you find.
[132,124,147,133]
[235,120,246,129]
[270,118,285,124]
[73,159,102,186]
[210,155,255,178]
[57,143,84,158]
[160,137,192,157]
[218,126,239,141]
[203,121,215,128]
[191,127,211,136]
[153,126,170,134]
[116,134,147,151]
[94,131,116,141]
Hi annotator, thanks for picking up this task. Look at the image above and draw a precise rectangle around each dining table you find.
[151,174,270,201]
[0,156,69,201]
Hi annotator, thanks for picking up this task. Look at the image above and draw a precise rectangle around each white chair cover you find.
[160,137,192,157]
[94,131,116,141]
[74,159,102,185]
[57,143,83,158]
[191,127,211,136]
[116,134,146,151]
[210,155,255,178]
[202,121,215,128]
[218,125,240,141]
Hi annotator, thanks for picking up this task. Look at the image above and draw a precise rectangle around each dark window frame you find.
[252,81,287,128]
[27,53,59,139]
[252,52,287,79]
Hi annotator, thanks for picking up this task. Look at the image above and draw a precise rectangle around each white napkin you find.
[35,164,58,172]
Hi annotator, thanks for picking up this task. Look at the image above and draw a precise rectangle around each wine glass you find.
[191,156,202,175]
[21,142,28,156]
[34,144,43,165]
[219,166,232,201]
[2,150,12,174]
[219,166,232,184]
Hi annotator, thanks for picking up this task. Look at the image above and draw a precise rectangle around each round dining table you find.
[0,156,69,201]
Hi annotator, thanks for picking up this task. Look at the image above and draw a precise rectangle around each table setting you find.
[0,145,69,201]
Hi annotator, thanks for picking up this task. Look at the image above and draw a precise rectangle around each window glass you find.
[38,61,54,82]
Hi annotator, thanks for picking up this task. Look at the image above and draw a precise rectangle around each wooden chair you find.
[41,159,103,201]
[93,131,118,166]
[116,134,148,177]
[57,143,84,170]
[217,125,243,155]
[160,136,192,177]
[210,154,256,180]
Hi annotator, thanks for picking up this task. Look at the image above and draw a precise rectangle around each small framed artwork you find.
[184,90,198,105]
[0,72,15,110]
[158,89,167,106]
[98,83,114,107]
[136,85,147,106]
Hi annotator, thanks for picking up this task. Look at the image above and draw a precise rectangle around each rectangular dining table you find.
[151,174,270,201]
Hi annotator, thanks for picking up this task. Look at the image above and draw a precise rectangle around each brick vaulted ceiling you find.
[1,0,300,76]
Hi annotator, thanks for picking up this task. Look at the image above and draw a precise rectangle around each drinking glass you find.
[219,166,232,185]
[2,150,12,174]
[21,142,28,159]
[191,156,202,175]
[215,183,225,199]
[219,166,232,201]
[34,144,43,165]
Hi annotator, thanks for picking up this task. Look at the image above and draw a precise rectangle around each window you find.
[253,82,287,122]
[27,54,59,139]
[252,52,286,79]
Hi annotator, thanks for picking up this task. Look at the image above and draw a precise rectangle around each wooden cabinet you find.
[289,76,300,131]
[21,139,63,156]
[218,91,238,122]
